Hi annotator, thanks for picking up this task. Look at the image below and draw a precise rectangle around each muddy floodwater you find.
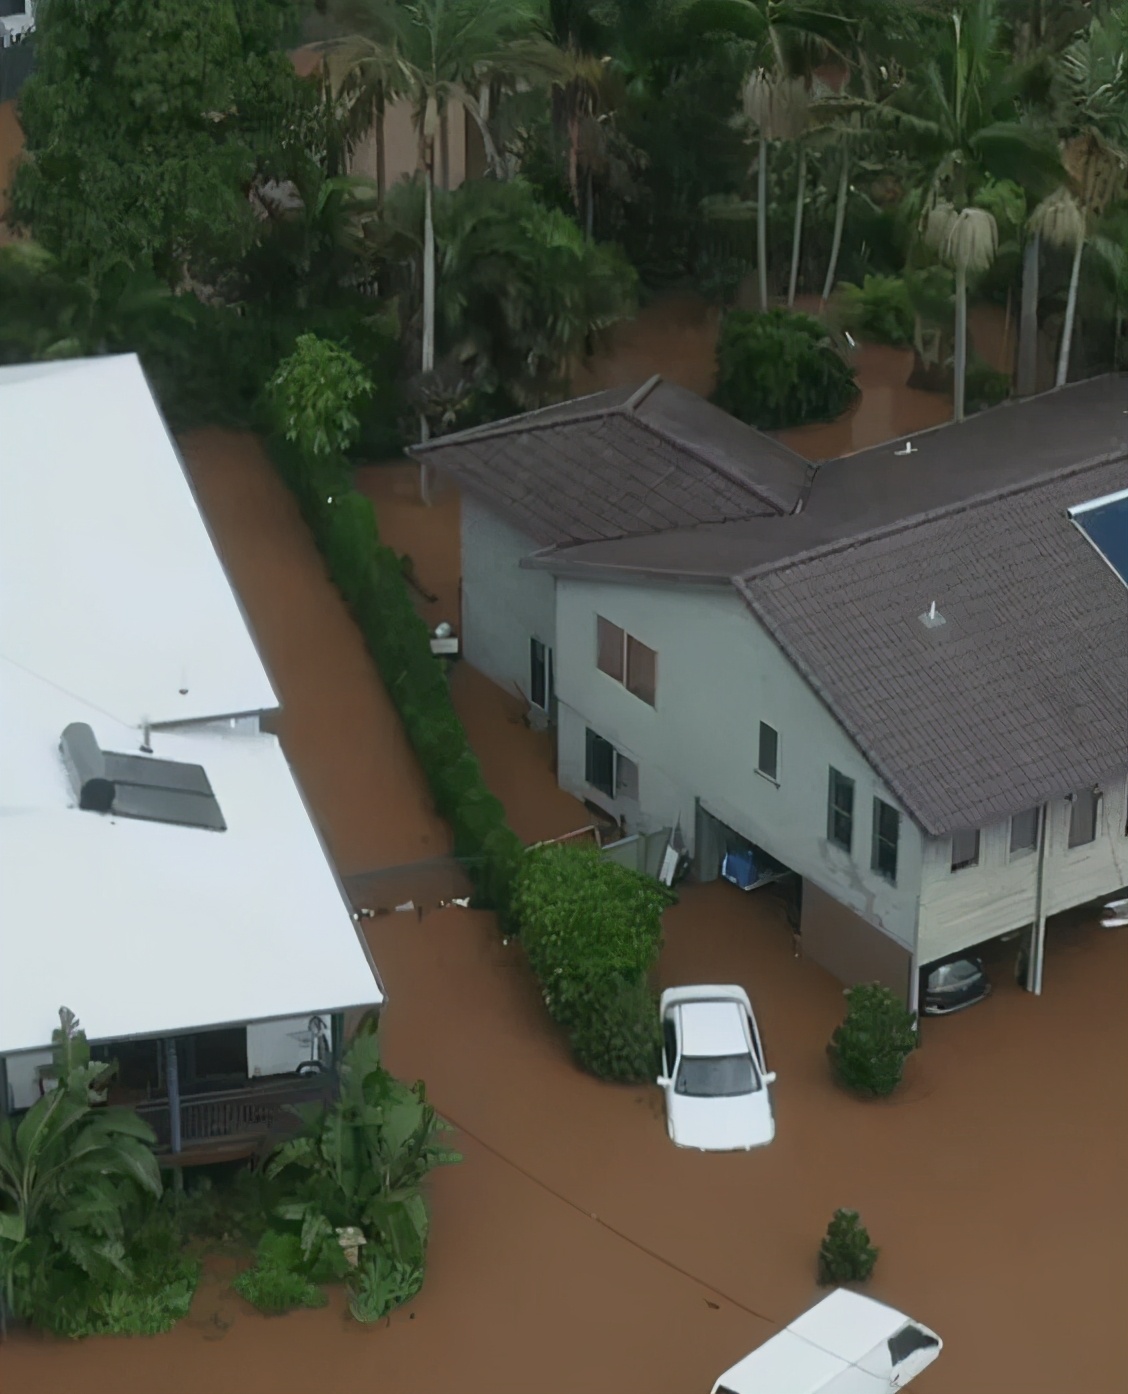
[5,411,1127,1394]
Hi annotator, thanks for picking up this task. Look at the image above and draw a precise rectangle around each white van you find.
[712,1289,942,1394]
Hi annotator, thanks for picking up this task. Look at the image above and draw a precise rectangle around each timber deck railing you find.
[135,1073,334,1154]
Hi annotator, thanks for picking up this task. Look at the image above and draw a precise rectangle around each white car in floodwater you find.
[656,985,776,1151]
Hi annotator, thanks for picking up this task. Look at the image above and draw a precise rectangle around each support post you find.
[165,1037,182,1155]
[1025,803,1050,995]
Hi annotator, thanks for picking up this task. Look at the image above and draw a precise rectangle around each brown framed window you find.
[596,615,657,707]
[1068,788,1100,847]
[596,616,624,682]
[950,828,980,872]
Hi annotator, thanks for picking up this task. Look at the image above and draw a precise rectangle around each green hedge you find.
[268,436,523,927]
[514,843,671,1082]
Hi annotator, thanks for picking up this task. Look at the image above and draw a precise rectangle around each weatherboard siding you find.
[918,780,1128,962]
[459,494,555,705]
[553,580,924,946]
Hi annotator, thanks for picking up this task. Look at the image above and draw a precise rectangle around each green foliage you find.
[514,843,670,1080]
[268,431,522,920]
[11,0,304,285]
[233,1231,329,1315]
[837,275,915,346]
[818,1208,879,1286]
[714,308,860,430]
[0,1003,177,1327]
[254,1022,458,1321]
[268,333,375,463]
[347,1249,425,1324]
[380,176,638,423]
[568,977,663,1084]
[828,983,918,1098]
[965,353,1012,412]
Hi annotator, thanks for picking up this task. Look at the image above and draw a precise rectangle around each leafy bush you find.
[268,333,374,463]
[818,1208,879,1285]
[568,977,663,1084]
[348,1250,425,1324]
[828,984,918,1097]
[515,844,671,1032]
[233,1231,329,1315]
[837,275,914,346]
[713,309,859,430]
[965,354,1011,413]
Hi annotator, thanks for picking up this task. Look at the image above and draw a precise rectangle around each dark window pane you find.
[1068,789,1099,847]
[596,616,624,682]
[186,1027,247,1082]
[872,798,899,882]
[828,768,854,851]
[757,723,779,780]
[1009,807,1039,855]
[626,636,657,705]
[530,637,547,709]
[950,828,980,871]
[585,728,616,798]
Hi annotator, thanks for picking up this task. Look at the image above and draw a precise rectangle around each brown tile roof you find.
[409,377,811,546]
[737,458,1128,835]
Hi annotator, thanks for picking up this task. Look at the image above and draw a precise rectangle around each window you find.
[596,617,624,682]
[827,768,854,851]
[530,637,552,711]
[757,722,779,781]
[1010,807,1040,856]
[616,753,639,801]
[1068,788,1101,847]
[950,828,980,872]
[585,728,616,798]
[595,615,657,706]
[675,1055,759,1098]
[871,798,900,882]
[626,635,657,705]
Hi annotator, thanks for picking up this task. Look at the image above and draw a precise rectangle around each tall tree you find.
[322,0,560,437]
[11,0,304,287]
[885,0,1063,419]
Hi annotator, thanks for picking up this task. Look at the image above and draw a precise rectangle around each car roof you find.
[678,999,748,1057]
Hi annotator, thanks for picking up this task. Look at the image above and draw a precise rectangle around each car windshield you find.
[930,960,980,989]
[675,1054,758,1098]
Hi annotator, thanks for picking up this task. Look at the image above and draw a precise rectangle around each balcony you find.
[134,1072,335,1166]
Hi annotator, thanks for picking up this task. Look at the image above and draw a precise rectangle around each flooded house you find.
[413,373,1128,1009]
[0,355,384,1163]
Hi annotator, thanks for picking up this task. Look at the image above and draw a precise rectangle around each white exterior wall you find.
[461,494,556,705]
[918,777,1128,962]
[4,1048,52,1111]
[553,580,924,946]
[246,1014,331,1078]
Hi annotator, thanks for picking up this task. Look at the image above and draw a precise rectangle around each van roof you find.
[713,1291,912,1394]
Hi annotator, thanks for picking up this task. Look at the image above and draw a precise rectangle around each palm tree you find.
[322,0,559,437]
[743,70,809,309]
[885,0,1062,417]
[924,201,999,420]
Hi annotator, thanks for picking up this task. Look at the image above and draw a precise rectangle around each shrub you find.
[713,309,859,430]
[233,1240,328,1315]
[515,844,671,1032]
[268,334,374,464]
[836,275,914,347]
[965,354,1011,414]
[348,1250,425,1324]
[568,977,663,1084]
[818,1208,879,1285]
[828,983,918,1097]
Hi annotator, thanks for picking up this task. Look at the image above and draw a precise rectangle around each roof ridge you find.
[736,444,1128,584]
[409,383,652,453]
[619,409,794,516]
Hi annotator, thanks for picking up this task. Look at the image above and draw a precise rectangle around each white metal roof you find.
[788,1290,909,1363]
[0,354,278,726]
[679,999,749,1057]
[0,658,383,1056]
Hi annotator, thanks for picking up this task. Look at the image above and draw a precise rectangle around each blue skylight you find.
[1069,489,1128,588]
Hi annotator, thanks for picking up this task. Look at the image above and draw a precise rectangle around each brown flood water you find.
[0,99,23,243]
[5,416,1127,1394]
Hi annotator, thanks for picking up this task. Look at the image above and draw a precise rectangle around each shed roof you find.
[0,354,279,727]
[410,376,811,546]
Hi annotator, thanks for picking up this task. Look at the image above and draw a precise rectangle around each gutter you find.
[1027,801,1050,995]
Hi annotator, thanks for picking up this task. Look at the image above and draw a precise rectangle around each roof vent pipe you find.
[919,601,946,629]
[59,723,115,812]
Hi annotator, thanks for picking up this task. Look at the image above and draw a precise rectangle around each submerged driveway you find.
[5,430,1123,1394]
